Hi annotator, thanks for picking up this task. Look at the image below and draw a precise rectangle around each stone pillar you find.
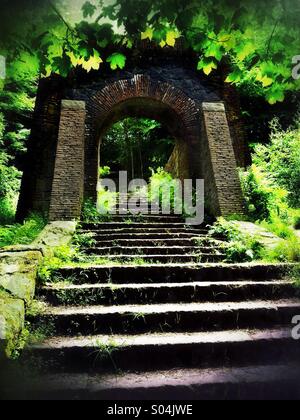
[48,100,86,221]
[201,102,244,216]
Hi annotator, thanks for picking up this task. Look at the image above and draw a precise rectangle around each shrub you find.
[262,236,300,263]
[0,213,46,248]
[209,218,263,263]
[0,196,16,225]
[148,168,180,211]
[240,164,289,222]
[82,198,114,222]
[253,119,300,208]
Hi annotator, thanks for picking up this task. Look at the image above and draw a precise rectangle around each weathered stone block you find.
[0,251,42,304]
[34,221,77,249]
[0,290,25,358]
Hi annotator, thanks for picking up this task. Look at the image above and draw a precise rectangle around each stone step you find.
[91,238,220,247]
[84,246,223,256]
[56,263,292,285]
[29,300,300,335]
[79,221,208,232]
[80,223,205,230]
[91,232,209,241]
[88,215,185,223]
[8,363,300,400]
[80,254,226,264]
[24,329,300,375]
[80,228,209,235]
[18,362,300,398]
[39,281,297,306]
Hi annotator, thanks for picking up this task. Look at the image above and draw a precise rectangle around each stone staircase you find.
[17,213,300,399]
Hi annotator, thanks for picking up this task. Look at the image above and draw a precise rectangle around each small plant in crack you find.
[92,339,122,371]
[132,312,146,322]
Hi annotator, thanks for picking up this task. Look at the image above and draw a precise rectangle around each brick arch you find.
[17,71,245,222]
[84,75,202,199]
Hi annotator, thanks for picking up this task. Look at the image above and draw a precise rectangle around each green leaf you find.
[197,58,217,75]
[204,42,223,62]
[141,28,154,41]
[81,49,103,72]
[235,42,256,61]
[82,1,97,19]
[106,53,126,70]
[225,69,243,84]
[266,87,285,105]
[51,53,72,78]
[166,30,180,47]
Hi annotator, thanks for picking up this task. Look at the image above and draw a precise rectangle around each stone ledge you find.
[202,102,225,112]
[61,100,86,111]
[34,221,77,250]
[0,251,42,304]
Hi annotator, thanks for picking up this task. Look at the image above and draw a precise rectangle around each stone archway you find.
[84,76,202,199]
[46,75,244,221]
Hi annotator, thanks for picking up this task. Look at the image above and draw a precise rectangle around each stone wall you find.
[201,102,245,216]
[0,222,76,359]
[48,101,86,221]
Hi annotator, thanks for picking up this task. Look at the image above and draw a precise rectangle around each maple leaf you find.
[166,30,180,47]
[106,53,126,70]
[141,28,154,41]
[82,1,97,19]
[81,50,103,72]
[197,58,217,75]
[235,42,255,61]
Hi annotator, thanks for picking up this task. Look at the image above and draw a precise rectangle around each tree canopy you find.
[0,0,300,104]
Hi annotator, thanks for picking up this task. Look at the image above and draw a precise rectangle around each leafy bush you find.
[148,168,181,211]
[260,215,296,240]
[0,197,16,225]
[209,218,263,263]
[0,213,46,248]
[99,166,111,178]
[81,198,113,222]
[240,164,289,222]
[253,119,300,208]
[262,236,300,263]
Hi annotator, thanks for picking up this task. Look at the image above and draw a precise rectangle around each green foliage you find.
[101,118,173,179]
[0,213,46,248]
[99,165,111,177]
[262,235,300,263]
[148,167,179,210]
[252,119,300,208]
[81,198,113,222]
[2,1,298,103]
[73,232,96,248]
[260,215,296,240]
[240,164,289,222]
[0,197,16,225]
[240,118,300,250]
[106,53,126,70]
[209,217,263,263]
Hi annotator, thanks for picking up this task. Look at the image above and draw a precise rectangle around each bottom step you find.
[2,364,300,400]
[23,328,300,373]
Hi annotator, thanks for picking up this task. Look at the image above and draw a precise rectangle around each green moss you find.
[0,213,46,248]
[0,289,25,358]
